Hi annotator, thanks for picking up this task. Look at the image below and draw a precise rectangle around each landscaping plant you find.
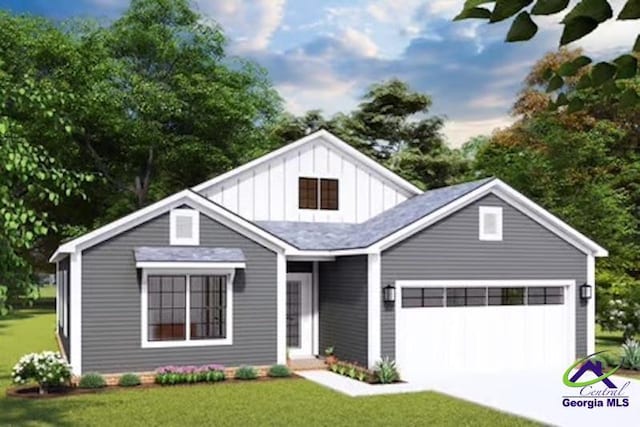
[621,339,640,370]
[324,346,337,365]
[268,364,291,378]
[155,364,225,385]
[79,373,107,389]
[374,357,399,384]
[234,366,258,380]
[11,351,72,394]
[118,373,141,387]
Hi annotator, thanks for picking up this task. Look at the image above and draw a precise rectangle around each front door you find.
[286,273,313,358]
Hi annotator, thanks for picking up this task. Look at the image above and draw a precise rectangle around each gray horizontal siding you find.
[381,194,587,360]
[82,210,277,374]
[319,256,368,365]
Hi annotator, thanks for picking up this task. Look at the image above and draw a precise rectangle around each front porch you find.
[284,258,369,367]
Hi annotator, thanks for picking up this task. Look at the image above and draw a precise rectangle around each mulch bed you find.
[6,375,302,400]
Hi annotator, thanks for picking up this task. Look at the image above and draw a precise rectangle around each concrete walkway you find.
[296,370,426,396]
[298,369,640,426]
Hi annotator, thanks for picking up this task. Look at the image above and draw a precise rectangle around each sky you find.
[0,1,635,147]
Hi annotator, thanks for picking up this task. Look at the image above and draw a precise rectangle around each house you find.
[50,130,607,381]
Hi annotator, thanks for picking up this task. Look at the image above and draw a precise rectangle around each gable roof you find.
[50,190,294,262]
[192,129,423,197]
[258,178,492,250]
[258,178,608,257]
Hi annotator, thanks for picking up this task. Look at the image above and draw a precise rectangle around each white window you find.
[479,206,503,241]
[170,209,200,245]
[140,270,234,348]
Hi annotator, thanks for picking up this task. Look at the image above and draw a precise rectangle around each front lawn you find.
[0,304,538,426]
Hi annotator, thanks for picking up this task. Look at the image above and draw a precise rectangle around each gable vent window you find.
[299,177,339,211]
[170,209,199,245]
[479,206,503,241]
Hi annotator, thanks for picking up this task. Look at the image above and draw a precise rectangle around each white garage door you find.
[396,281,575,381]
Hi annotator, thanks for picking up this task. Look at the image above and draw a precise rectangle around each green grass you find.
[0,308,538,426]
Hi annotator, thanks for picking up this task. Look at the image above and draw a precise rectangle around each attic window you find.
[170,209,199,245]
[479,206,502,241]
[299,177,339,210]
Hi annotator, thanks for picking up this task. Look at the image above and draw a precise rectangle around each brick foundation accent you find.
[74,365,272,386]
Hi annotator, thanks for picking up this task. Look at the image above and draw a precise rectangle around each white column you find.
[367,253,381,368]
[312,261,319,356]
[587,255,596,355]
[69,252,82,375]
[276,252,287,364]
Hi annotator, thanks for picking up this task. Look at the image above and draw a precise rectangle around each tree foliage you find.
[270,79,469,190]
[455,0,640,109]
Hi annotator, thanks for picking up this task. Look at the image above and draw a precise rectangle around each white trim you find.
[286,255,336,262]
[50,190,292,262]
[479,206,503,241]
[367,253,381,368]
[276,253,287,364]
[135,262,245,270]
[372,179,608,257]
[140,268,234,349]
[312,261,320,356]
[587,255,596,355]
[192,130,422,197]
[170,209,200,246]
[69,252,82,375]
[395,279,575,288]
[55,262,60,328]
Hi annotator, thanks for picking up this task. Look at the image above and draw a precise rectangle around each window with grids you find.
[190,276,227,339]
[401,286,565,308]
[299,177,339,210]
[402,288,444,308]
[320,179,339,210]
[147,275,228,342]
[527,287,564,305]
[148,276,187,341]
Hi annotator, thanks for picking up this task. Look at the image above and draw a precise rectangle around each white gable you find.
[193,131,421,223]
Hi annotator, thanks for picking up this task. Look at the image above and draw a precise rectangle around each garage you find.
[395,280,575,381]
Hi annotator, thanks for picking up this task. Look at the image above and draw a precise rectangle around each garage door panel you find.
[397,284,573,381]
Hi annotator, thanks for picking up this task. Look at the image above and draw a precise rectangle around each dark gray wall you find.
[381,194,587,360]
[287,261,313,273]
[82,209,277,374]
[58,256,70,360]
[319,255,368,365]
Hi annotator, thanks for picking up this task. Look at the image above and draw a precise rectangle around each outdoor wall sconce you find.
[383,284,396,303]
[580,283,592,300]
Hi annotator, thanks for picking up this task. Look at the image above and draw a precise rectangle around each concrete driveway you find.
[417,370,640,426]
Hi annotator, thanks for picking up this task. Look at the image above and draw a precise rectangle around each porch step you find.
[288,357,327,371]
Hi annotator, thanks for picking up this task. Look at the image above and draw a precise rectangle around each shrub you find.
[330,363,339,373]
[268,364,291,378]
[374,357,399,384]
[79,373,107,389]
[357,370,367,382]
[155,364,225,385]
[11,351,72,393]
[622,339,640,370]
[234,365,258,380]
[324,346,334,356]
[118,373,141,387]
[348,366,357,379]
[337,364,347,375]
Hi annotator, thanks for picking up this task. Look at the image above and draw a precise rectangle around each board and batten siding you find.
[380,194,588,360]
[81,211,277,374]
[319,256,368,365]
[202,136,411,223]
[57,256,70,360]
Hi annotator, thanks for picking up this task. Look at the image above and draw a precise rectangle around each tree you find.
[270,79,468,189]
[0,0,282,267]
[0,79,92,313]
[455,0,640,109]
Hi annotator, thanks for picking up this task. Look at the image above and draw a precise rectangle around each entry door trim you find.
[287,273,313,358]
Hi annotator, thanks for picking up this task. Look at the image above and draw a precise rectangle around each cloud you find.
[341,28,379,58]
[195,0,286,51]
[443,116,515,148]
